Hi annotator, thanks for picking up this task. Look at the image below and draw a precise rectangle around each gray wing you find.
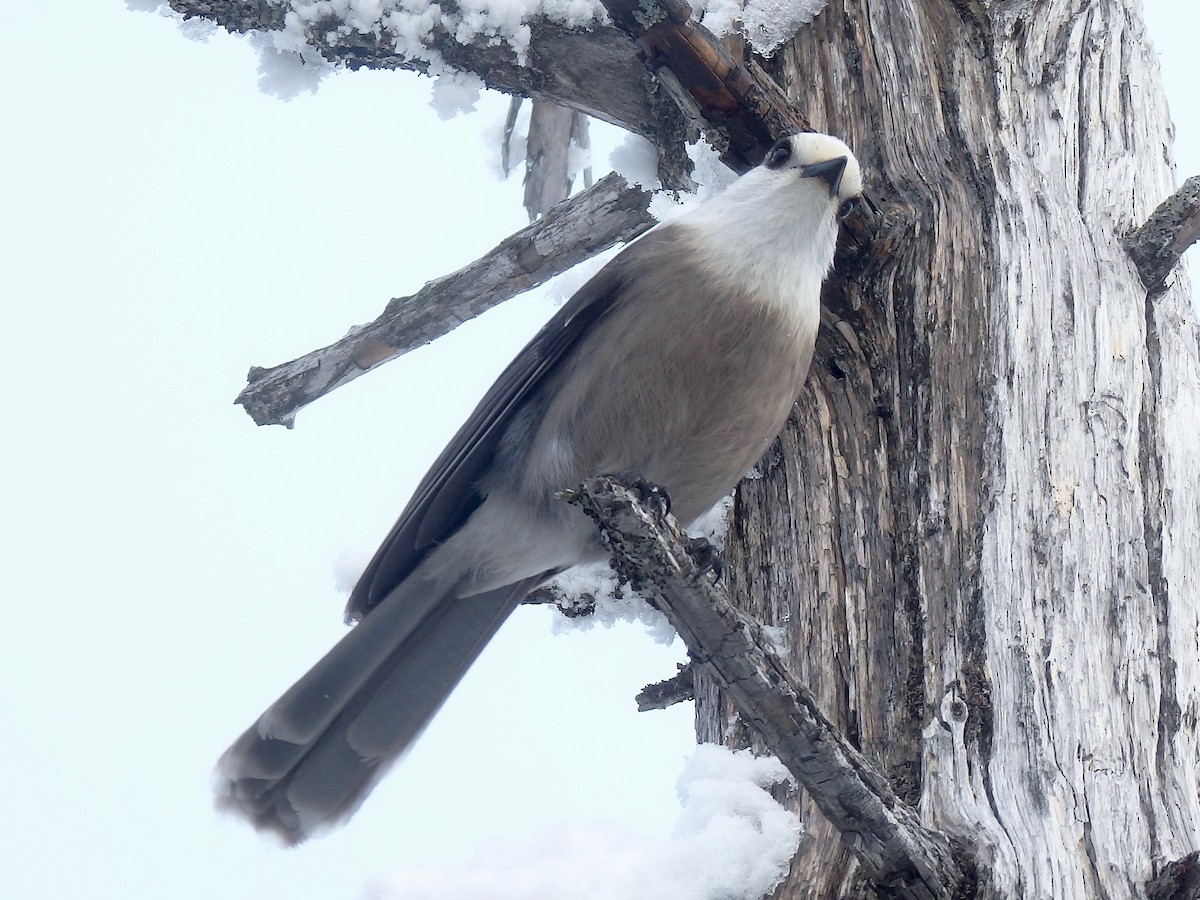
[345,228,674,620]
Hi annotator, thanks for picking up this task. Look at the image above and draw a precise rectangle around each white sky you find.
[1,2,1197,899]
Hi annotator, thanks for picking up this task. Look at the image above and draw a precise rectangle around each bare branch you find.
[637,663,695,711]
[561,476,968,899]
[236,173,653,426]
[1124,176,1200,293]
[523,583,598,618]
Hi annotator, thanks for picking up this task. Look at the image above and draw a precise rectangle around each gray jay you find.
[217,132,863,843]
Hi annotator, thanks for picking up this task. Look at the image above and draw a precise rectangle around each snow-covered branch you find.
[236,172,653,426]
[1124,175,1200,292]
[562,475,969,899]
[163,0,682,144]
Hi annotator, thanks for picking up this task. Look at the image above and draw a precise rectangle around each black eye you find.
[764,140,791,169]
[838,197,858,218]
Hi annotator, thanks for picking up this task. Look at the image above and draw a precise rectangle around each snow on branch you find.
[561,475,969,899]
[236,172,653,426]
[1124,175,1200,293]
[163,0,673,141]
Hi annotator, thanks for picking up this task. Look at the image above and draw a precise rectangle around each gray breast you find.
[525,231,818,525]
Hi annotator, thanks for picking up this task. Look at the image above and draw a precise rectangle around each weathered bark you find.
[523,101,577,220]
[1145,851,1200,899]
[599,0,810,172]
[691,1,1200,897]
[636,662,695,711]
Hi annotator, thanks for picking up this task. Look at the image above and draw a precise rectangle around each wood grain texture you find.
[695,1,1200,896]
[522,102,577,221]
[599,0,810,171]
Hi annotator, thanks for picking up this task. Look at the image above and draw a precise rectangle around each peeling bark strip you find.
[1124,176,1200,292]
[596,0,881,250]
[235,173,653,426]
[598,0,809,171]
[562,476,967,899]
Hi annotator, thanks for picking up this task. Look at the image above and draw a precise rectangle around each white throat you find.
[674,168,841,333]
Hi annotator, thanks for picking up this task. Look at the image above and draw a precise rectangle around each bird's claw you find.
[627,476,672,519]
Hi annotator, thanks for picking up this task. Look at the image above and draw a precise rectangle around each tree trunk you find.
[695,1,1200,896]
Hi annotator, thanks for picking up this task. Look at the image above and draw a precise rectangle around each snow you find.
[542,490,732,643]
[691,494,734,549]
[546,562,678,642]
[369,745,800,900]
[483,99,533,178]
[430,70,486,118]
[130,0,821,98]
[610,133,662,189]
[693,0,830,54]
[333,549,373,595]
[610,132,741,222]
[647,136,739,222]
[147,0,610,95]
[566,138,592,179]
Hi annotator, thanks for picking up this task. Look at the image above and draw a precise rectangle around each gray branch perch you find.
[1124,175,1200,292]
[235,173,653,427]
[561,476,968,900]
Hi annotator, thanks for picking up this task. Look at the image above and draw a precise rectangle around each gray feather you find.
[216,577,538,844]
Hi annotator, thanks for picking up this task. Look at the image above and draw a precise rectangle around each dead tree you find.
[168,0,1200,896]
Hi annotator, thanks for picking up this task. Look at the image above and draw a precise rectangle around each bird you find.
[216,131,863,844]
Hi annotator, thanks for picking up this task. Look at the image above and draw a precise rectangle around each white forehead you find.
[786,132,863,198]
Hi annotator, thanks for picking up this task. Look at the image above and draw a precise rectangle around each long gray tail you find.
[215,577,537,844]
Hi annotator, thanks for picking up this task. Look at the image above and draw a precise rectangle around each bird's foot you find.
[609,473,672,519]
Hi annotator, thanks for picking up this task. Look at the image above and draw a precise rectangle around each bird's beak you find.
[800,156,848,197]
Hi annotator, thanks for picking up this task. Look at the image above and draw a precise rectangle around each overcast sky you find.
[2,2,1197,899]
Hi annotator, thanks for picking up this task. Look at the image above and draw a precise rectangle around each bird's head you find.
[760,132,863,219]
[673,131,863,304]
